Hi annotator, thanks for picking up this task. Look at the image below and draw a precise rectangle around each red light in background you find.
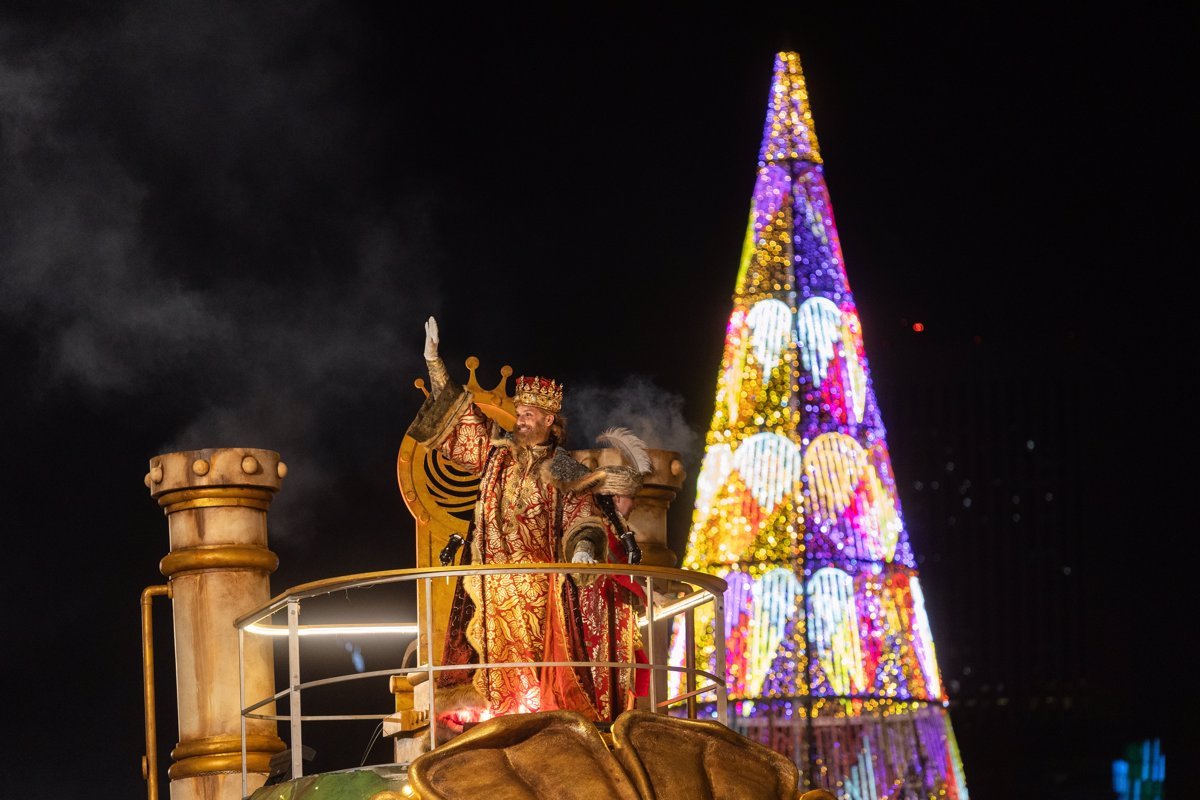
[912,322,925,332]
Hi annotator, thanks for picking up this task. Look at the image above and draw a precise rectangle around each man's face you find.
[514,404,554,446]
[614,494,635,518]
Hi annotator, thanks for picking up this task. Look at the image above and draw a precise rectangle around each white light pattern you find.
[746,298,794,377]
[845,737,878,800]
[841,310,868,423]
[808,567,866,695]
[732,432,804,515]
[861,462,902,562]
[694,443,734,523]
[909,577,943,699]
[797,296,842,384]
[804,433,901,562]
[803,432,867,516]
[747,567,800,697]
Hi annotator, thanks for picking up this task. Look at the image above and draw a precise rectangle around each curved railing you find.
[234,563,728,792]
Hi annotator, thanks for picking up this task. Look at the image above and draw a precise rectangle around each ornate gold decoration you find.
[408,709,811,800]
[408,710,640,800]
[463,356,516,429]
[610,710,799,800]
[513,375,563,414]
[159,544,279,578]
[397,356,514,567]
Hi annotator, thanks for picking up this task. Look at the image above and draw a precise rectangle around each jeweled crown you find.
[514,376,563,413]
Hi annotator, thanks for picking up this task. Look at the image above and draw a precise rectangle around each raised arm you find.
[424,315,450,395]
[406,315,490,472]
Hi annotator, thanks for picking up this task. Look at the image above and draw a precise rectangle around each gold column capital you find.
[145,447,286,502]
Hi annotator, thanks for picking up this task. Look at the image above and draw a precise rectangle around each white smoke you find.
[566,375,701,466]
[0,6,440,540]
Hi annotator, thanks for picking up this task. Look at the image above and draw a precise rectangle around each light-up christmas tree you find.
[672,52,969,799]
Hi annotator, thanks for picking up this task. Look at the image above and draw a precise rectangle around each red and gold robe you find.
[577,514,648,721]
[411,390,607,720]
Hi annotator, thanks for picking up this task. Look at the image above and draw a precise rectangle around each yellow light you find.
[641,591,713,627]
[245,621,419,637]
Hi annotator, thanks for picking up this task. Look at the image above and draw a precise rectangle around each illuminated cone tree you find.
[672,53,969,799]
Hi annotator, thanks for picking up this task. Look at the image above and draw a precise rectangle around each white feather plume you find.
[596,427,652,475]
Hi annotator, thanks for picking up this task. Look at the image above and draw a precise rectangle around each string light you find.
[797,296,842,383]
[809,567,866,695]
[674,50,968,798]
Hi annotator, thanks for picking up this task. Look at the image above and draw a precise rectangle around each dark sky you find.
[1,4,1191,797]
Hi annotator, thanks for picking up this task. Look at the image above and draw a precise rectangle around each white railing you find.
[234,563,728,794]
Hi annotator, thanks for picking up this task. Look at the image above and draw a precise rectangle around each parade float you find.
[137,52,963,800]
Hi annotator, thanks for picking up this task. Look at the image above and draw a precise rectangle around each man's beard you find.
[512,425,549,448]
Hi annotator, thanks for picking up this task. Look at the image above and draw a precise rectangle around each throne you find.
[395,358,686,674]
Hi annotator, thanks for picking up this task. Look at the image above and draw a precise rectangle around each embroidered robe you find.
[410,388,606,719]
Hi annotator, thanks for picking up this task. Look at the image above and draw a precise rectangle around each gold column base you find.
[159,544,280,578]
[168,734,287,779]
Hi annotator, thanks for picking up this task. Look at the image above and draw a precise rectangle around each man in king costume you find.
[407,317,612,724]
[562,427,653,721]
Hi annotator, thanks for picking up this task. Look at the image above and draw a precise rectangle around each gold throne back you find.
[396,357,516,661]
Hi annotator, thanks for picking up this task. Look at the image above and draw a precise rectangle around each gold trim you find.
[160,545,279,578]
[171,734,286,760]
[164,496,272,513]
[463,356,517,430]
[167,752,273,779]
[141,585,172,800]
[157,486,275,515]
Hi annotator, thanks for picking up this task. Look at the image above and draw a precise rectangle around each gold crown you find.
[514,376,563,413]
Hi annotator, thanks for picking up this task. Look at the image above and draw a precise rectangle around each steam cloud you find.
[1,6,703,542]
[0,5,438,539]
[566,376,701,467]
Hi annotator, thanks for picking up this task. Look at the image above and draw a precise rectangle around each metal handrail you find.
[237,563,729,791]
[234,563,728,627]
[241,663,729,721]
[140,584,172,800]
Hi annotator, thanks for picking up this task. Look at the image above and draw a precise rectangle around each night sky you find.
[1,5,1191,798]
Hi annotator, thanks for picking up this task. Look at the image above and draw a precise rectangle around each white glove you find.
[571,540,596,564]
[424,316,439,361]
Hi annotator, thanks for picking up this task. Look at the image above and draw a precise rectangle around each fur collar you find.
[540,450,605,493]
